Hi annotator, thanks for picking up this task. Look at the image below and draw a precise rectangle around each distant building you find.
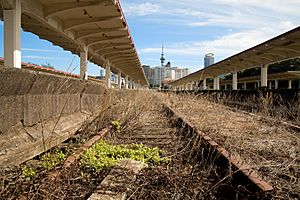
[204,53,214,68]
[142,45,190,88]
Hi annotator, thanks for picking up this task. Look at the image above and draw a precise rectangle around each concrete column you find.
[190,82,193,91]
[244,82,247,90]
[288,80,292,89]
[213,76,220,90]
[125,75,129,89]
[232,70,238,90]
[275,80,278,89]
[224,84,227,90]
[117,71,122,89]
[269,81,272,90]
[80,47,88,80]
[4,0,21,68]
[257,81,260,88]
[203,79,207,90]
[105,61,111,88]
[261,65,268,88]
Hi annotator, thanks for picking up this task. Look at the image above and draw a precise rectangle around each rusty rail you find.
[164,104,274,193]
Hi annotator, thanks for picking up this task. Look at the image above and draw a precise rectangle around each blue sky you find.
[0,0,299,75]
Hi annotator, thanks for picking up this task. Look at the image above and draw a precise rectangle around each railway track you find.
[0,92,282,199]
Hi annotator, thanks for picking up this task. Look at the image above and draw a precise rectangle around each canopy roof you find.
[171,26,300,86]
[0,0,148,85]
[210,71,300,85]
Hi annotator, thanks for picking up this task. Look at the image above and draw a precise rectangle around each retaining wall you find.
[0,67,107,167]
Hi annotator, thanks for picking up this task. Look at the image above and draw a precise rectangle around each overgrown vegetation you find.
[162,92,300,200]
[40,149,66,170]
[81,140,168,171]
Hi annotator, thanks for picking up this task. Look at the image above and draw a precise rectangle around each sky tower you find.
[160,44,165,67]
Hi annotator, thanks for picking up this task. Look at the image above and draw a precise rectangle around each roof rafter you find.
[45,0,114,18]
[64,16,121,31]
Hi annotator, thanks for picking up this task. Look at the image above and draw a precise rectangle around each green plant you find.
[111,120,121,132]
[21,166,36,179]
[81,140,169,172]
[40,149,66,170]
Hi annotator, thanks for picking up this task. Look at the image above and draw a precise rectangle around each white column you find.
[244,82,247,90]
[190,82,193,91]
[213,76,220,90]
[80,47,88,80]
[232,70,238,90]
[224,84,227,90]
[105,61,111,88]
[269,81,272,89]
[257,81,260,88]
[117,71,122,89]
[261,65,268,88]
[4,0,21,68]
[275,80,278,89]
[203,79,207,90]
[125,75,129,89]
[288,80,292,89]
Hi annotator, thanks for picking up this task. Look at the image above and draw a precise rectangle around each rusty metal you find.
[165,104,274,193]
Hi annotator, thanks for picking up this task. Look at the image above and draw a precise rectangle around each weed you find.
[111,120,121,132]
[81,140,168,171]
[40,149,66,170]
[21,166,36,179]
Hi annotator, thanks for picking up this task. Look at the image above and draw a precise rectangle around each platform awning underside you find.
[0,0,148,85]
[171,26,300,86]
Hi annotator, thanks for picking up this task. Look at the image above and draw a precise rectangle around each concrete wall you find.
[0,67,106,134]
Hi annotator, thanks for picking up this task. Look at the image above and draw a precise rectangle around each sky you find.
[0,0,299,75]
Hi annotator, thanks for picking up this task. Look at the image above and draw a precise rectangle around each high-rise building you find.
[142,45,190,88]
[204,53,214,68]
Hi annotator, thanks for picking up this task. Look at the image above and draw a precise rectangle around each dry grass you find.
[160,92,300,200]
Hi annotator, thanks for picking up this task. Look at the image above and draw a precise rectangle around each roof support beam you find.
[100,49,133,57]
[64,16,121,31]
[94,43,131,52]
[87,36,129,47]
[45,0,114,18]
[77,27,127,40]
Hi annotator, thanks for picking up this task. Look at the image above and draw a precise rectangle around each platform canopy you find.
[0,0,148,85]
[212,71,300,85]
[170,26,300,86]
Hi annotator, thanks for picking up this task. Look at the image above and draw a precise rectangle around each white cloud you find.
[22,48,66,53]
[123,2,161,16]
[22,56,67,60]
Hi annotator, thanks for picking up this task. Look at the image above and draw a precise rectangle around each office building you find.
[204,53,214,68]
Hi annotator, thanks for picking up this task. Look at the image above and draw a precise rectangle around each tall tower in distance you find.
[204,53,214,68]
[160,43,166,67]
